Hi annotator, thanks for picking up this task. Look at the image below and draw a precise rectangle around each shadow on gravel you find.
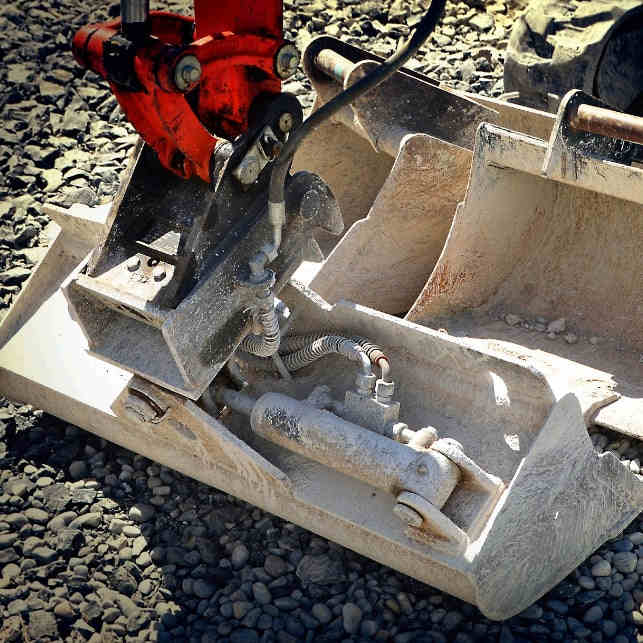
[1,403,642,643]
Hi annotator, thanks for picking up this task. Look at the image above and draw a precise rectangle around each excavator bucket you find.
[1,37,642,621]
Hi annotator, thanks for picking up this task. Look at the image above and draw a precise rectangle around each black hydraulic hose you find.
[280,332,391,381]
[280,335,372,374]
[268,0,447,205]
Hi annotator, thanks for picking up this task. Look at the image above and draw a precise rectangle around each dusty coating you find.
[250,392,460,509]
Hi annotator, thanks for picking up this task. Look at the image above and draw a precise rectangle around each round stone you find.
[69,461,88,480]
[231,544,249,569]
[584,605,603,623]
[252,582,271,605]
[128,504,155,523]
[590,559,611,577]
[312,603,332,624]
[613,551,637,574]
[139,580,153,595]
[264,554,287,578]
[193,580,214,599]
[342,603,362,634]
[24,508,49,524]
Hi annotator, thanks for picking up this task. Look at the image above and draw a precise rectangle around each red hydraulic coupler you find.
[72,1,295,183]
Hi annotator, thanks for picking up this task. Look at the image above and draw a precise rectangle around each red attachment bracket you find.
[73,1,284,183]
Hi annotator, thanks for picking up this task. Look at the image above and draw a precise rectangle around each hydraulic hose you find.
[280,335,372,374]
[280,332,391,380]
[268,0,447,207]
[241,303,281,358]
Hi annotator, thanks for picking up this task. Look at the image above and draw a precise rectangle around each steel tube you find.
[314,49,354,85]
[570,104,643,146]
[121,0,149,25]
[250,392,460,507]
[121,0,149,41]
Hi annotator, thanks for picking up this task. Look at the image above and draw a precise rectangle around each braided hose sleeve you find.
[241,305,281,357]
[280,336,372,374]
[280,333,391,380]
[279,331,334,354]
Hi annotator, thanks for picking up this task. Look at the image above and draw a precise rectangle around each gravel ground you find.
[1,1,643,642]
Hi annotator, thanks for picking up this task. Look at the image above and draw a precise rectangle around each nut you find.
[174,55,201,91]
[375,378,395,403]
[153,266,167,282]
[354,372,377,397]
[126,256,140,272]
[275,44,300,79]
[278,112,294,133]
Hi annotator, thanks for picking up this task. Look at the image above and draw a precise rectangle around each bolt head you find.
[174,55,201,91]
[278,112,294,133]
[236,156,261,184]
[153,265,167,282]
[275,44,300,79]
[126,256,140,272]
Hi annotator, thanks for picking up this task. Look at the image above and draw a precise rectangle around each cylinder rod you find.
[121,0,149,41]
[314,49,354,86]
[570,104,643,146]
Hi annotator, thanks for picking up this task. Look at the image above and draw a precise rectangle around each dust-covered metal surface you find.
[408,97,643,352]
[63,141,343,399]
[504,0,643,112]
[1,204,642,620]
[293,37,555,315]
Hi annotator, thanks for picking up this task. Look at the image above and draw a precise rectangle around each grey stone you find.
[28,610,58,640]
[591,559,611,577]
[296,554,345,585]
[583,605,603,623]
[69,461,88,480]
[342,603,362,634]
[24,508,49,524]
[109,518,127,534]
[264,554,287,577]
[193,579,215,599]
[54,601,74,619]
[68,512,101,529]
[233,600,253,619]
[0,533,18,549]
[312,603,332,624]
[470,13,494,32]
[231,543,250,569]
[252,581,271,604]
[230,629,259,643]
[31,546,57,564]
[129,504,155,522]
[613,551,637,573]
[547,318,566,333]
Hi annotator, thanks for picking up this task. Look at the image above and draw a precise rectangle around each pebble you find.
[591,559,611,577]
[69,460,88,480]
[129,503,155,522]
[342,603,362,634]
[312,603,333,624]
[231,544,250,569]
[547,317,566,333]
[193,579,215,599]
[612,551,637,573]
[584,604,604,623]
[264,554,287,577]
[68,512,101,529]
[24,507,49,524]
[252,582,272,604]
